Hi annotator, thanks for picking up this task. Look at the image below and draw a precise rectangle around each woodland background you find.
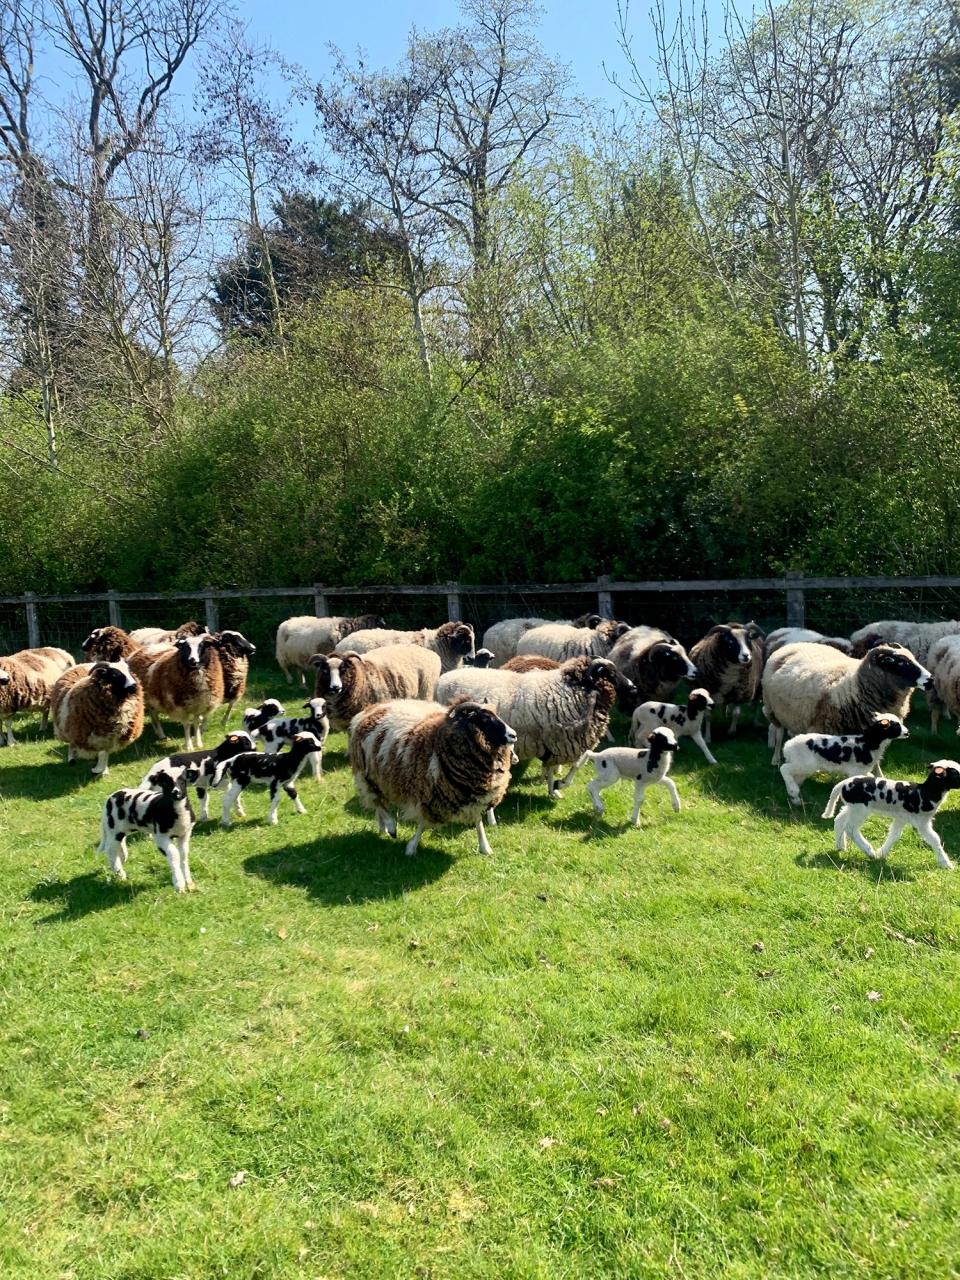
[1,0,958,594]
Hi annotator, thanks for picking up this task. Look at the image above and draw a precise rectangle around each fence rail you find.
[5,572,960,654]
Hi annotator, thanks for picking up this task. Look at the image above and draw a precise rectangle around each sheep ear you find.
[308,654,325,669]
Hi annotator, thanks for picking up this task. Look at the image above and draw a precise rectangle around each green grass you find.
[1,669,959,1279]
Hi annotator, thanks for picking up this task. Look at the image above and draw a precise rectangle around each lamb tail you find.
[822,781,845,820]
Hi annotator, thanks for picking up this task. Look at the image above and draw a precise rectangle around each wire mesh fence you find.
[5,576,960,661]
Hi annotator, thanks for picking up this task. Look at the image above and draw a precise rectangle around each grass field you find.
[1,668,959,1279]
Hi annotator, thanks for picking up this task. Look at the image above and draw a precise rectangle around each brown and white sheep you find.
[311,644,442,732]
[0,646,74,744]
[688,622,764,736]
[334,621,475,673]
[501,654,560,673]
[515,619,631,663]
[141,633,225,749]
[82,625,165,684]
[275,613,386,683]
[216,629,256,725]
[762,641,932,765]
[51,659,144,775]
[348,699,517,856]
[849,619,960,664]
[437,656,636,797]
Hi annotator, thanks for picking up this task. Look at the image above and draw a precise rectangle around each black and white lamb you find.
[242,698,286,737]
[141,730,256,821]
[348,699,517,857]
[762,642,931,766]
[465,647,496,668]
[437,656,635,797]
[779,714,908,805]
[821,761,960,869]
[334,621,475,673]
[219,732,324,827]
[275,613,386,683]
[585,727,680,826]
[256,698,329,779]
[630,688,716,764]
[98,766,196,892]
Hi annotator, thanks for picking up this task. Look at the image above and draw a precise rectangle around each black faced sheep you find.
[688,622,764,735]
[348,699,517,856]
[334,621,475,673]
[99,766,195,891]
[141,633,225,749]
[822,760,960,869]
[51,659,144,775]
[608,627,698,711]
[275,613,386,684]
[762,642,931,766]
[0,646,74,744]
[311,645,442,732]
[436,656,635,798]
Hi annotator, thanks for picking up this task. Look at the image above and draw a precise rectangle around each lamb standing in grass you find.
[585,727,680,826]
[99,766,196,892]
[822,761,960,869]
[242,698,285,737]
[778,715,908,804]
[141,730,256,821]
[256,698,329,779]
[219,732,324,827]
[630,689,716,764]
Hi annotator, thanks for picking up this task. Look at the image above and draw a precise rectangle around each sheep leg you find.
[104,837,127,880]
[630,782,649,827]
[844,820,878,860]
[40,707,49,734]
[66,744,76,764]
[604,726,614,743]
[196,787,209,822]
[178,832,196,890]
[221,701,235,727]
[376,807,397,837]
[156,834,187,892]
[704,713,712,746]
[877,818,907,860]
[779,763,804,804]
[404,821,427,857]
[770,725,785,767]
[221,780,243,828]
[311,751,322,781]
[286,782,306,816]
[150,709,165,739]
[833,812,849,852]
[91,751,109,777]
[2,720,14,747]
[558,752,590,791]
[183,724,194,751]
[931,704,941,735]
[544,767,560,799]
[476,818,492,856]
[194,720,205,750]
[485,806,497,826]
[587,774,617,816]
[236,795,246,818]
[661,777,681,813]
[691,731,717,766]
[910,819,953,870]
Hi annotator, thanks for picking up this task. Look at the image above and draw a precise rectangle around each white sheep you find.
[437,656,634,797]
[334,621,475,673]
[348,699,517,856]
[515,619,630,663]
[585,727,680,825]
[849,619,960,664]
[275,613,386,684]
[630,689,716,764]
[778,714,908,804]
[762,642,931,766]
[923,636,960,734]
[765,627,853,658]
[481,618,554,667]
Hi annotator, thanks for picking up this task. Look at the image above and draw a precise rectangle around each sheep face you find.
[90,660,138,698]
[927,761,960,790]
[688,688,714,714]
[868,645,932,689]
[82,626,127,661]
[448,700,517,749]
[575,657,634,698]
[302,697,327,719]
[708,625,753,666]
[466,648,496,668]
[439,622,476,658]
[291,731,324,753]
[0,667,9,687]
[652,643,697,682]
[218,629,256,657]
[176,633,218,672]
[646,726,679,751]
[153,764,190,801]
[311,653,353,694]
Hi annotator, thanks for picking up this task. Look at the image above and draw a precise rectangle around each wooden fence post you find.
[597,575,614,620]
[313,584,329,616]
[446,582,462,623]
[107,590,122,628]
[203,588,219,633]
[785,571,806,627]
[24,591,40,647]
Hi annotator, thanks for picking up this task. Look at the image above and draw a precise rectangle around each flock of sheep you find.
[4,608,960,889]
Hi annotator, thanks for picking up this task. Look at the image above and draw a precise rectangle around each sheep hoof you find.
[186,881,198,892]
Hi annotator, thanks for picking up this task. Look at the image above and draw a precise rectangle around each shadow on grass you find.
[793,848,917,883]
[28,870,146,924]
[244,833,453,906]
[0,755,104,799]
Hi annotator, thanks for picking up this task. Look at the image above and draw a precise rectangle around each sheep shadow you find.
[28,870,147,924]
[243,832,454,906]
[793,849,918,883]
[0,755,105,799]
